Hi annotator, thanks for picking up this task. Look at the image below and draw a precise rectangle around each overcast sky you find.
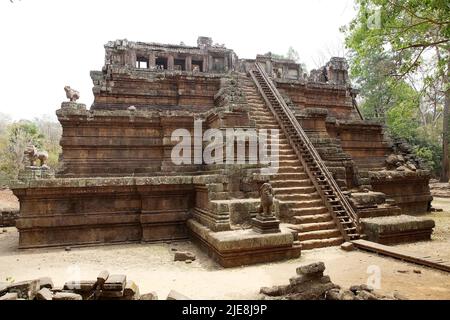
[0,0,356,121]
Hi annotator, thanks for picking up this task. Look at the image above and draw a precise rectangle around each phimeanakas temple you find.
[10,36,435,267]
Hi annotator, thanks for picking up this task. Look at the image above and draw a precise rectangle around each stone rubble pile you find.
[260,262,407,300]
[0,271,191,301]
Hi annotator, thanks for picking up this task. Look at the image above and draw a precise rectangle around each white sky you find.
[0,0,356,121]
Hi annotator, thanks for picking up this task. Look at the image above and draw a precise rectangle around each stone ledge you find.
[11,174,226,189]
[361,215,435,245]
[187,219,300,267]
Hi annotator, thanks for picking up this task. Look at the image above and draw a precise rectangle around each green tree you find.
[0,121,45,180]
[343,0,450,179]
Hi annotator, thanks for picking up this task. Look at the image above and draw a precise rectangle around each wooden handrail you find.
[250,63,360,240]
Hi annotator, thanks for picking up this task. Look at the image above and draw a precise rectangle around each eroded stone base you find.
[361,215,435,245]
[187,219,301,268]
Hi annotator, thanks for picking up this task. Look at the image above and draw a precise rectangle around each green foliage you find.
[343,0,450,176]
[0,118,62,183]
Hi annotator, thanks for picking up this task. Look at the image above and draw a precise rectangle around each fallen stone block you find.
[0,292,18,300]
[349,284,373,293]
[100,289,124,298]
[355,290,378,300]
[63,280,96,292]
[361,215,435,244]
[103,274,126,291]
[340,242,355,251]
[122,281,140,300]
[296,262,325,275]
[36,287,53,300]
[174,251,196,262]
[53,292,82,300]
[38,277,54,289]
[7,279,39,300]
[96,270,109,288]
[166,290,191,300]
[140,292,158,300]
[259,285,289,297]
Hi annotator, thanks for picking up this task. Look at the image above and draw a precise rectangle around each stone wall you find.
[57,102,204,177]
[11,176,206,248]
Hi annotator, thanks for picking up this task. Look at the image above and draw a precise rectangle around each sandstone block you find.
[38,277,54,289]
[174,251,196,262]
[53,292,82,300]
[340,242,355,251]
[63,280,96,292]
[123,281,140,300]
[96,270,110,287]
[7,279,39,299]
[36,287,53,300]
[140,292,158,300]
[166,289,191,300]
[103,274,126,291]
[296,262,325,275]
[349,284,374,293]
[0,292,18,300]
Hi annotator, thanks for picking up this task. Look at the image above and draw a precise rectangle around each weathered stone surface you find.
[63,280,96,292]
[340,242,355,251]
[36,287,53,300]
[166,290,191,300]
[53,292,82,300]
[7,280,39,299]
[296,262,325,275]
[123,281,139,299]
[103,274,126,291]
[96,270,109,287]
[38,277,54,289]
[174,251,196,262]
[355,290,378,300]
[0,292,18,300]
[361,215,435,244]
[140,292,158,300]
[349,284,373,293]
[259,285,289,297]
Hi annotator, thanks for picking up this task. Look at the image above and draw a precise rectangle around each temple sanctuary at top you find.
[11,36,434,267]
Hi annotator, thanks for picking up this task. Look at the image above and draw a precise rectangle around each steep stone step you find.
[292,213,332,223]
[276,193,319,202]
[271,179,312,188]
[273,186,315,194]
[278,160,302,166]
[300,237,344,250]
[279,199,324,209]
[298,229,341,241]
[270,172,308,180]
[272,166,303,173]
[289,221,337,232]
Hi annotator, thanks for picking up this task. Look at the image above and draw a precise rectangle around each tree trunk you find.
[440,58,450,182]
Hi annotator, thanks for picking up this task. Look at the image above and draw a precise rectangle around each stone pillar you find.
[203,56,208,72]
[168,55,174,71]
[282,65,288,79]
[224,55,228,72]
[148,52,156,69]
[186,56,192,71]
[208,55,213,72]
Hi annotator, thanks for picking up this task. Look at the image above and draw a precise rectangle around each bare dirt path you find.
[0,227,449,300]
[1,194,449,300]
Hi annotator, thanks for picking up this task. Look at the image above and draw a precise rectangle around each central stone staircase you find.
[240,76,345,249]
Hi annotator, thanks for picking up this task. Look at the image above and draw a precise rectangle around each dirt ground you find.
[0,193,449,300]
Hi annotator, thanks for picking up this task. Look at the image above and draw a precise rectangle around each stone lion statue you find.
[64,86,80,102]
[258,183,274,217]
[24,145,49,167]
